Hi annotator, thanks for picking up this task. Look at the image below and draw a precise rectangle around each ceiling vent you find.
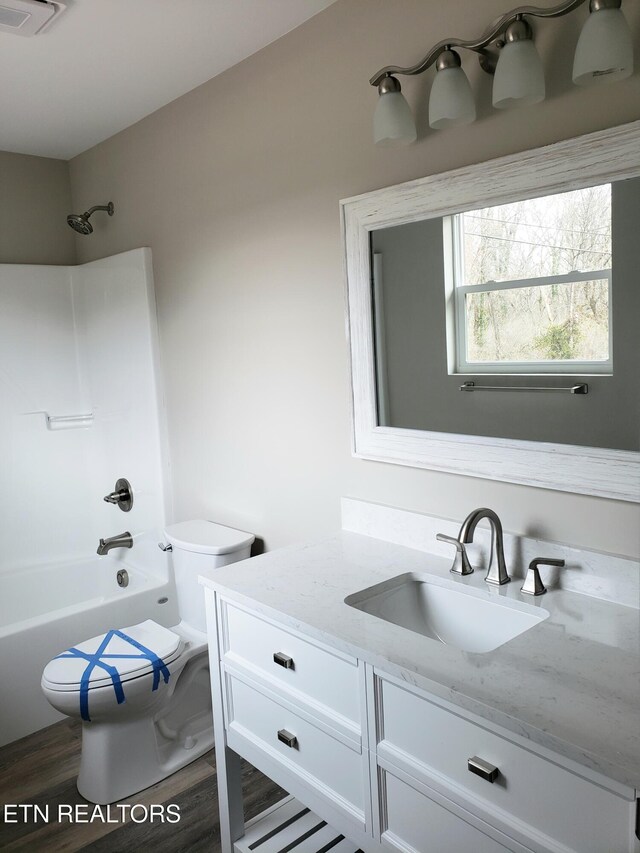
[0,0,65,36]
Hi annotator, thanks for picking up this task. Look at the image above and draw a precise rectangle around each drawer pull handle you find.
[468,756,499,783]
[277,729,298,749]
[273,652,294,669]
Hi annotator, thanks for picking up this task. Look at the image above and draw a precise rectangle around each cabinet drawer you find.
[225,671,366,823]
[381,768,525,853]
[377,675,635,853]
[220,600,360,725]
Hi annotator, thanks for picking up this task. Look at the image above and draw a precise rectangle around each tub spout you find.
[97,531,133,555]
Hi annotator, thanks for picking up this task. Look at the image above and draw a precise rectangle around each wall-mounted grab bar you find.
[460,382,588,395]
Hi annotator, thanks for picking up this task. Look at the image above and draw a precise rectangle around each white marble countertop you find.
[199,531,640,790]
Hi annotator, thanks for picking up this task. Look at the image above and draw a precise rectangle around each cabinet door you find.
[376,673,636,853]
[381,768,530,853]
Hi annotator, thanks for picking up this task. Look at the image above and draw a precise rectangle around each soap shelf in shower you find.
[46,412,94,430]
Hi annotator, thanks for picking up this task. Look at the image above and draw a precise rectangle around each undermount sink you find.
[345,572,549,653]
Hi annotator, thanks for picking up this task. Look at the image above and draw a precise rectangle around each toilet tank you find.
[164,520,255,634]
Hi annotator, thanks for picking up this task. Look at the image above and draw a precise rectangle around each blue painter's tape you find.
[55,628,172,722]
[112,628,171,692]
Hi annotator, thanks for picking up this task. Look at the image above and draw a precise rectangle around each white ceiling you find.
[0,0,337,160]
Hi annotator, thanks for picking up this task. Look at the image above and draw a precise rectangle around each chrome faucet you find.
[97,531,133,555]
[458,508,510,586]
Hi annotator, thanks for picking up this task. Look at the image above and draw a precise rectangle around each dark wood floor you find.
[0,719,287,852]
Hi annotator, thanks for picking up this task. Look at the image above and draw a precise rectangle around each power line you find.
[465,214,610,237]
[464,232,612,257]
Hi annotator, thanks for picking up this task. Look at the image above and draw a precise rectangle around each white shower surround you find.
[0,248,173,743]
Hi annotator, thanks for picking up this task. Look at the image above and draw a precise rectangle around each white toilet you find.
[41,520,254,805]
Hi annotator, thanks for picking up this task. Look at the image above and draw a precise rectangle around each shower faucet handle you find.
[103,478,133,512]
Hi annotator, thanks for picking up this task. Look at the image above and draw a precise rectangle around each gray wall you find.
[0,151,76,265]
[373,178,640,451]
[68,0,640,558]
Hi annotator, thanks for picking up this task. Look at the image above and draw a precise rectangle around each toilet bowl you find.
[41,520,254,804]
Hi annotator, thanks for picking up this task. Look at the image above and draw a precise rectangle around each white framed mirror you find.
[341,120,640,502]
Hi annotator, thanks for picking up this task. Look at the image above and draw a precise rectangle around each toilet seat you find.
[42,620,183,692]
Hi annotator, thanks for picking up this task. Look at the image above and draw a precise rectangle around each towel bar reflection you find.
[460,382,588,395]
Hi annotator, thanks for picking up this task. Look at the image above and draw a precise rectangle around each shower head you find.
[67,214,94,235]
[67,202,114,235]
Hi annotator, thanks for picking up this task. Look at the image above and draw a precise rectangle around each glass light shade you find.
[492,39,545,109]
[429,66,476,130]
[373,91,417,146]
[573,7,634,86]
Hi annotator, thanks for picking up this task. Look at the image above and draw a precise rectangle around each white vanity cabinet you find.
[206,591,639,853]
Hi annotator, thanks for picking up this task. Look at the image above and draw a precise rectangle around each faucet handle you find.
[103,478,133,512]
[436,533,474,576]
[521,558,565,596]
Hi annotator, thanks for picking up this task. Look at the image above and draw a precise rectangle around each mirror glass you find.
[370,177,640,451]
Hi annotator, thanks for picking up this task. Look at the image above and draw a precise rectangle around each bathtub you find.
[0,554,178,746]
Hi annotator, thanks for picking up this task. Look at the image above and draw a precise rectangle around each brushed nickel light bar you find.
[371,0,634,145]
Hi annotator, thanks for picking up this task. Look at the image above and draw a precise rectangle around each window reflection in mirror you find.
[369,177,640,451]
[447,186,612,374]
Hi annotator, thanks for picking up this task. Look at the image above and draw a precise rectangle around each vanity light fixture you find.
[429,49,477,129]
[371,0,634,145]
[373,75,418,146]
[573,0,635,84]
[492,18,546,109]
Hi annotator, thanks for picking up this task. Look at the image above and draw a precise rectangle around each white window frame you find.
[446,213,613,375]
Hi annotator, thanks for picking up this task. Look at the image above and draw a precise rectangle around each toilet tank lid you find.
[164,520,255,555]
